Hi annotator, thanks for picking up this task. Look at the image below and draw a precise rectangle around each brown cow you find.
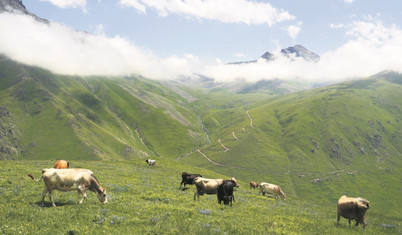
[54,160,69,169]
[250,181,258,189]
[194,177,238,201]
[337,195,370,229]
[28,168,107,207]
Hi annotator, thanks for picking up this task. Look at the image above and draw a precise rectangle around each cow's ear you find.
[103,188,107,192]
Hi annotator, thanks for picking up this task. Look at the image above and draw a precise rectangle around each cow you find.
[337,195,370,229]
[250,181,258,189]
[145,159,156,166]
[27,168,108,207]
[53,160,69,169]
[259,182,286,200]
[179,172,202,190]
[217,179,238,206]
[194,177,238,201]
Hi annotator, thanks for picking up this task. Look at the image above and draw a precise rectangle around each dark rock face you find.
[0,105,20,160]
[0,0,48,23]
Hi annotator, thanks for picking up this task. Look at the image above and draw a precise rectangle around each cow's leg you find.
[41,188,48,203]
[348,219,351,227]
[194,191,198,201]
[78,185,87,204]
[48,190,56,207]
[336,213,340,226]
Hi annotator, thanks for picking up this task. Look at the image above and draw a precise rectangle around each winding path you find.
[218,139,230,152]
[232,132,239,141]
[247,111,254,128]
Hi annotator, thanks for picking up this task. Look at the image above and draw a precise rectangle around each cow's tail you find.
[27,174,43,182]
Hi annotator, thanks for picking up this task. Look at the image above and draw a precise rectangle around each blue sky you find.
[1,0,402,82]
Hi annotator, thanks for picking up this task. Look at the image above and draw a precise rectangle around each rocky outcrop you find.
[0,105,20,159]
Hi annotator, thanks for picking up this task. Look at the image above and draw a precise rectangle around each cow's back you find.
[42,168,93,191]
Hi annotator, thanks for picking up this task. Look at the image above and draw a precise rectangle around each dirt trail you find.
[247,111,254,128]
[232,132,239,141]
[218,139,230,152]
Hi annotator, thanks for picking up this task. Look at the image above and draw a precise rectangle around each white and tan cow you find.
[259,182,286,200]
[193,177,238,201]
[28,168,108,207]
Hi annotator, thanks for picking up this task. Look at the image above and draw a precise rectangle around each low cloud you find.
[0,12,202,79]
[119,0,294,26]
[203,20,402,83]
[0,12,401,84]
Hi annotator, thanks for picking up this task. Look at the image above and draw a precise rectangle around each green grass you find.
[0,160,400,234]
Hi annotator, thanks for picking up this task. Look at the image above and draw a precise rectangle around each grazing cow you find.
[250,181,258,189]
[145,159,156,166]
[27,168,108,207]
[217,179,238,206]
[259,182,286,200]
[194,177,238,201]
[179,172,202,190]
[337,195,370,229]
[53,160,69,169]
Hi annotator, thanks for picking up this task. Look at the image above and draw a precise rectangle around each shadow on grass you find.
[34,201,75,208]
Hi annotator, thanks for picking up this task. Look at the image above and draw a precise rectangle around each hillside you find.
[179,73,402,218]
[1,54,401,224]
[0,55,209,160]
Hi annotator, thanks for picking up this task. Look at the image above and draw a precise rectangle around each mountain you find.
[229,45,320,64]
[280,45,320,62]
[0,55,211,160]
[0,0,48,23]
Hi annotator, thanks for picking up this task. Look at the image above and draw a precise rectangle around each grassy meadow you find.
[0,159,400,234]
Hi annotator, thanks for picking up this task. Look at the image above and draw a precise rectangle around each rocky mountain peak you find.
[280,45,320,62]
[0,0,48,23]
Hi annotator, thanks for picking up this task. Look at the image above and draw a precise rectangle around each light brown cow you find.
[28,168,107,207]
[337,195,370,229]
[250,181,258,189]
[259,182,286,200]
[53,160,69,169]
[194,177,238,201]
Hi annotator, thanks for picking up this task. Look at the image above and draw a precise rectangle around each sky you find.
[1,0,402,83]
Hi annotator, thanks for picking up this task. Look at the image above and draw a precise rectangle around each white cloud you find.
[329,23,344,29]
[0,12,401,84]
[202,19,402,83]
[0,13,202,79]
[119,0,294,26]
[344,0,354,4]
[39,0,87,10]
[287,21,302,39]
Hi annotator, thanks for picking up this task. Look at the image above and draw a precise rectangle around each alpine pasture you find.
[0,159,400,234]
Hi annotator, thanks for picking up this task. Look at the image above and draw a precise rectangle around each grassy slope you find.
[0,57,207,160]
[180,75,402,219]
[0,159,400,234]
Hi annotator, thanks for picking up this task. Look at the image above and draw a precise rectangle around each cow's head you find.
[357,198,370,210]
[97,188,108,204]
[230,177,239,187]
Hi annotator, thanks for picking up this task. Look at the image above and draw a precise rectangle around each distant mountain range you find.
[229,45,320,64]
